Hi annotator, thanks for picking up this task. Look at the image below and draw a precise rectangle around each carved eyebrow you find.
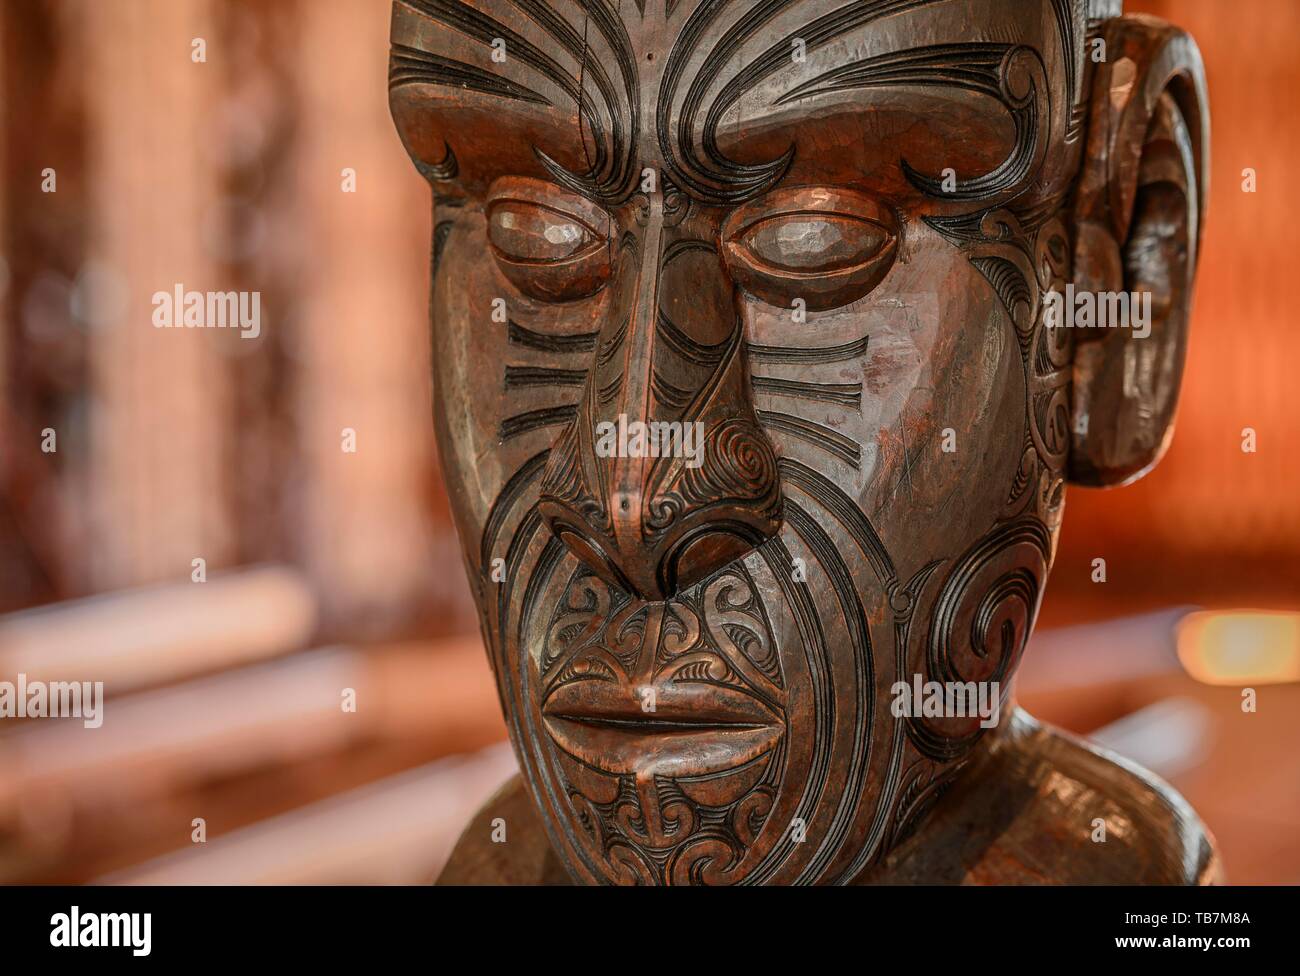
[392,0,1082,205]
[657,0,955,204]
[393,0,639,202]
[658,0,1083,205]
[775,42,1013,106]
[389,44,551,105]
[772,42,1049,202]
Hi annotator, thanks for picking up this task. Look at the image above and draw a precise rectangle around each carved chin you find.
[497,466,906,885]
[530,562,790,885]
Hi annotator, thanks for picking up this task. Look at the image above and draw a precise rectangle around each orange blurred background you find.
[0,0,1296,884]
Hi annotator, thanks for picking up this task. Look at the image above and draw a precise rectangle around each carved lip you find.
[541,681,782,778]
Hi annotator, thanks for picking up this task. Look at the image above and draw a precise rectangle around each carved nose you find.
[538,198,782,600]
[538,350,783,601]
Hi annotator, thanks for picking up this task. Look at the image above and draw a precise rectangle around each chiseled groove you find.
[651,369,694,411]
[399,0,610,179]
[757,410,861,467]
[388,45,550,104]
[499,404,578,440]
[509,0,627,188]
[508,320,599,355]
[479,450,549,569]
[747,335,869,365]
[752,376,862,409]
[504,366,587,390]
[596,317,629,368]
[597,374,623,405]
[775,43,1008,106]
[656,310,729,367]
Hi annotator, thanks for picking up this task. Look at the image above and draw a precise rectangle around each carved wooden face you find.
[391,0,1094,884]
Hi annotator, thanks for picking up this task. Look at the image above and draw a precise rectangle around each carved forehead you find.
[390,0,1105,201]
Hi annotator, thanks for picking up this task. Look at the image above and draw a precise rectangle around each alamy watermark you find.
[890,675,1001,729]
[1043,284,1152,339]
[50,907,150,956]
[0,673,104,728]
[594,414,705,469]
[151,283,261,339]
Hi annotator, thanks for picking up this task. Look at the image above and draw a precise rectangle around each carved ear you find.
[1067,16,1208,487]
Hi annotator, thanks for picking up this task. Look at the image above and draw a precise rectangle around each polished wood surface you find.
[390,0,1214,884]
[440,709,1221,885]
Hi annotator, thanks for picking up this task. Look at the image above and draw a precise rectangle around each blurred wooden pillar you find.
[288,0,440,635]
[80,0,233,589]
[0,1,90,608]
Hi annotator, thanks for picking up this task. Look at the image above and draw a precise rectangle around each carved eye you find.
[722,187,899,311]
[485,181,613,303]
[489,203,596,262]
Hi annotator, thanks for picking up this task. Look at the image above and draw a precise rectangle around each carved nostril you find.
[544,516,638,595]
[539,416,784,602]
[664,524,778,598]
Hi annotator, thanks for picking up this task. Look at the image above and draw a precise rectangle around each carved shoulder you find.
[866,710,1223,885]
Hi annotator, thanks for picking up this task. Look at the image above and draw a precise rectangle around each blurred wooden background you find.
[0,0,1296,884]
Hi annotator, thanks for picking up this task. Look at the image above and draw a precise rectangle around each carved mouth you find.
[541,681,783,779]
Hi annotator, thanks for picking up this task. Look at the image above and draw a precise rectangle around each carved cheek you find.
[858,233,1029,551]
[430,214,614,574]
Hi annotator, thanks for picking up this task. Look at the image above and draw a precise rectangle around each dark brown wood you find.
[389,0,1213,884]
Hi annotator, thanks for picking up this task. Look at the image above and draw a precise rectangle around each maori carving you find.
[390,0,1214,884]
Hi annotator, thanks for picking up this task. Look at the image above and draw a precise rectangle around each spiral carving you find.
[910,519,1051,762]
[644,418,782,543]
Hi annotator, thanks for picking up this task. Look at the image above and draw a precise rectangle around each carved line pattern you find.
[537,562,792,884]
[640,324,783,559]
[884,758,970,852]
[419,143,459,184]
[655,309,730,368]
[657,0,953,204]
[748,335,869,365]
[900,46,1048,201]
[402,0,1086,205]
[389,44,550,104]
[752,376,862,409]
[782,500,874,882]
[773,458,947,881]
[742,537,833,884]
[399,0,639,202]
[926,200,1071,527]
[499,403,578,440]
[508,319,599,354]
[756,410,862,468]
[504,365,587,389]
[906,518,1051,762]
[1049,0,1086,143]
[479,450,550,571]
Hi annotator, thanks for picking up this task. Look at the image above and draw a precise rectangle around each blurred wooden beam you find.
[0,632,503,881]
[99,743,517,885]
[0,564,316,690]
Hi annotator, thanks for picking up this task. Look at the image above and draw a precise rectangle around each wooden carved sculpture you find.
[388,0,1216,884]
